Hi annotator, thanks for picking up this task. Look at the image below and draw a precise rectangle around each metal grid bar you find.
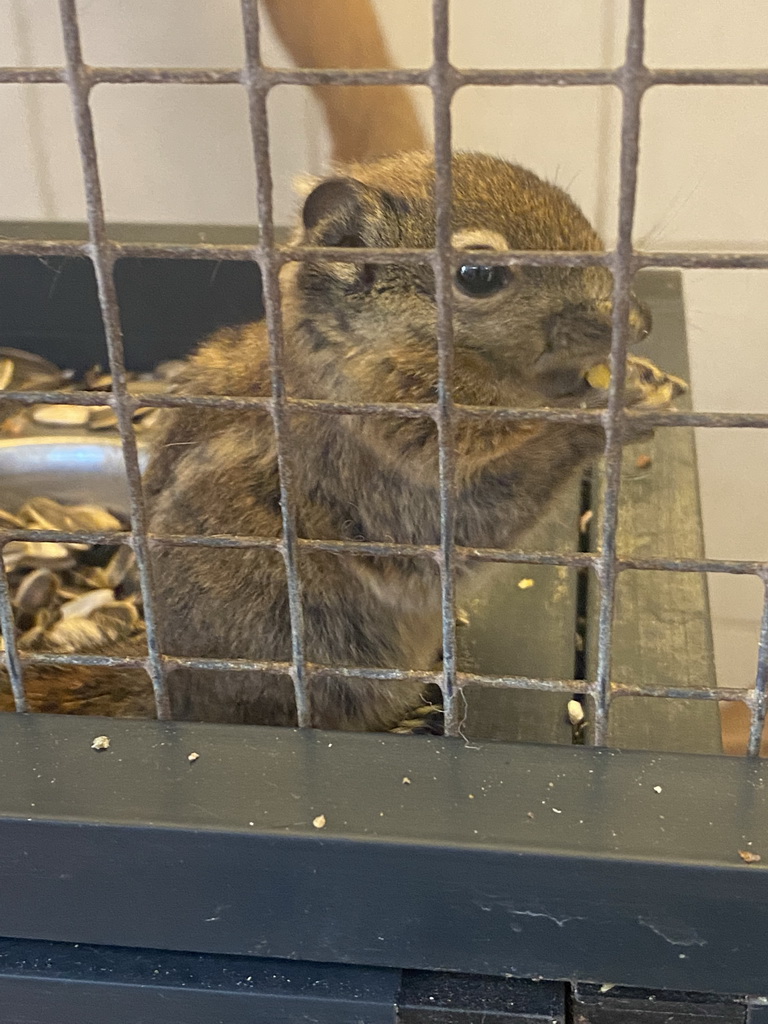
[5,64,768,88]
[4,387,768,430]
[5,237,768,272]
[430,0,459,735]
[55,0,170,717]
[0,2,766,753]
[592,0,646,745]
[239,0,310,727]
[0,555,27,713]
[2,520,767,576]
[748,581,768,756]
[3,644,765,708]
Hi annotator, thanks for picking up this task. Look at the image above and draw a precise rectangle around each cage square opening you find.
[1,528,153,718]
[450,0,628,70]
[582,567,764,754]
[1,84,86,223]
[90,84,259,228]
[452,86,621,245]
[459,559,584,744]
[76,0,246,68]
[1,0,65,67]
[636,87,768,251]
[645,0,768,69]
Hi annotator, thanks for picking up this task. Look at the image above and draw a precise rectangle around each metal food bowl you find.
[0,435,147,513]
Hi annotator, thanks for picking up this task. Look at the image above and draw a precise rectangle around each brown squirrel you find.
[1,152,684,729]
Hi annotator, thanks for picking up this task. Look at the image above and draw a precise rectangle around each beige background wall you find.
[2,0,766,689]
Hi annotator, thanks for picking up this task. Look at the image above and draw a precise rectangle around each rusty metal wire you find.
[239,0,310,728]
[430,0,459,735]
[1,519,768,580]
[749,580,768,756]
[592,0,646,745]
[56,0,170,717]
[3,387,768,431]
[0,0,767,753]
[5,64,768,88]
[4,238,768,271]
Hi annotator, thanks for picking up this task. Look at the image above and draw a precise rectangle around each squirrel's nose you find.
[545,296,652,358]
[592,297,652,345]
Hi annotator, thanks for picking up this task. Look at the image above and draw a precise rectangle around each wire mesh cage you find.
[1,1,768,1011]
[0,0,767,750]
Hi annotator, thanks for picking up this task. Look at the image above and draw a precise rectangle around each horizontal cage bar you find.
[3,65,768,87]
[11,647,762,706]
[2,528,767,579]
[3,238,768,271]
[2,388,768,430]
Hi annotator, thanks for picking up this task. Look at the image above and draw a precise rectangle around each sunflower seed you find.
[87,406,118,430]
[0,348,66,391]
[2,542,27,572]
[89,601,140,643]
[0,508,25,530]
[21,497,122,534]
[133,406,161,427]
[4,541,74,571]
[0,357,13,391]
[13,568,59,613]
[31,404,90,427]
[45,615,107,652]
[104,545,136,589]
[60,588,116,620]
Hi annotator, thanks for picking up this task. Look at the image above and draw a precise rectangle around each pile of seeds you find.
[0,347,181,657]
[0,346,184,437]
[1,497,141,655]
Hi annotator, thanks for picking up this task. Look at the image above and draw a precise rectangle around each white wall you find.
[2,0,766,688]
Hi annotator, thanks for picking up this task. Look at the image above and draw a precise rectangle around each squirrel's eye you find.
[455,263,510,297]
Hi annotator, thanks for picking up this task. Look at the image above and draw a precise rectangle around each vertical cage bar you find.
[747,578,768,757]
[0,556,27,712]
[592,0,647,745]
[430,0,459,736]
[239,0,310,728]
[57,0,170,717]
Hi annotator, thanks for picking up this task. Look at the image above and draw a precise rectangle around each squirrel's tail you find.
[0,634,157,718]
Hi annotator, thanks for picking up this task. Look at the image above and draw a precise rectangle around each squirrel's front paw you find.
[390,702,445,735]
[584,357,687,409]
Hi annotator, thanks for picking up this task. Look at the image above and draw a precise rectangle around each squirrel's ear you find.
[301,176,384,247]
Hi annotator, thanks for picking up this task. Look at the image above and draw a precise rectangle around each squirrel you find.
[1,151,685,730]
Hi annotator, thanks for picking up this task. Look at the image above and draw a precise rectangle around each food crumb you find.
[599,983,616,994]
[526,811,534,819]
[552,807,562,814]
[567,699,584,726]
[517,578,535,590]
[468,793,475,799]
[636,454,652,469]
[653,785,662,793]
[579,510,593,533]
[402,776,411,785]
[738,849,761,864]
[91,735,110,751]
[187,752,200,762]
[585,363,611,390]
[312,814,327,829]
